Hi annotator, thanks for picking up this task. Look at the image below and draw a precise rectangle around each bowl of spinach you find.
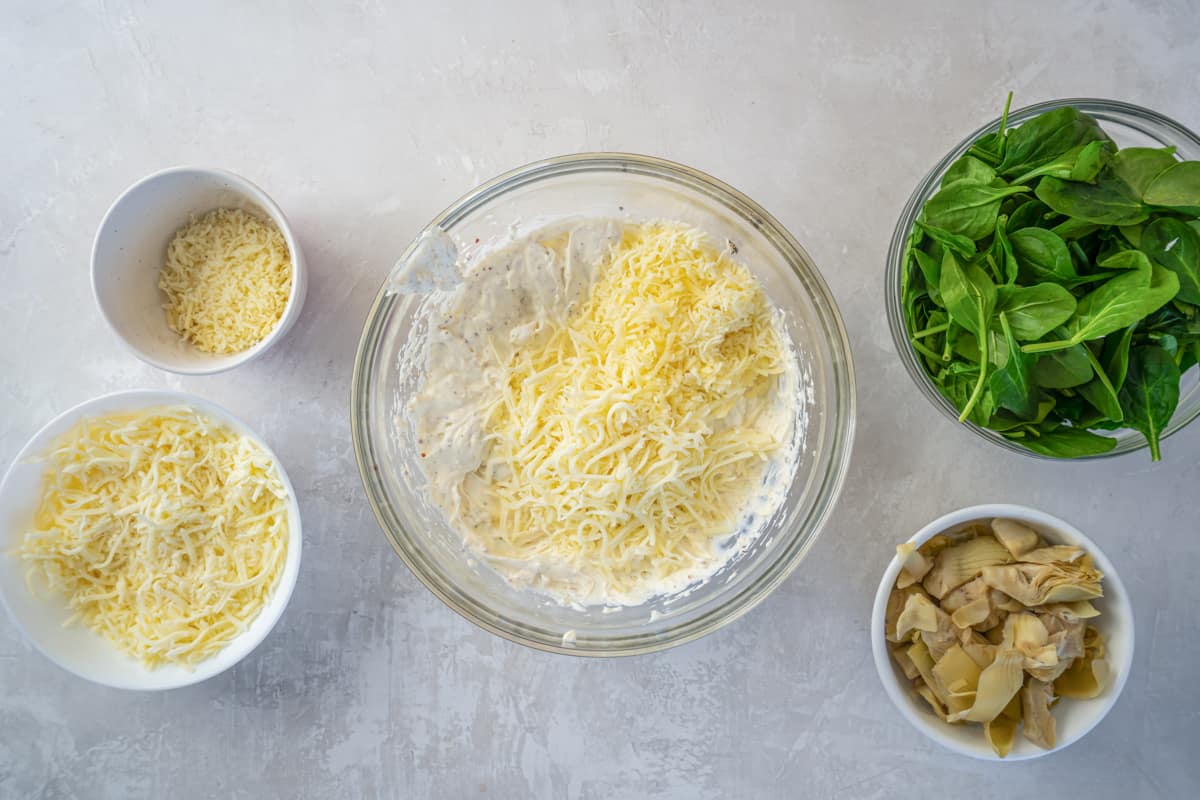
[888,97,1200,460]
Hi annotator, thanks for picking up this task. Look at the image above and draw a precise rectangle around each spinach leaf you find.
[1049,217,1102,241]
[1011,426,1118,457]
[1033,342,1094,388]
[996,283,1076,340]
[1078,345,1124,423]
[914,220,976,259]
[998,106,1110,178]
[1111,146,1178,197]
[943,155,998,186]
[1070,140,1110,183]
[1023,256,1179,353]
[1142,216,1200,304]
[1008,198,1054,231]
[1009,227,1075,282]
[923,180,1030,240]
[1119,345,1181,461]
[939,251,996,338]
[911,249,943,305]
[1100,324,1135,390]
[989,312,1038,418]
[989,214,1019,284]
[1143,161,1200,214]
[1035,170,1149,225]
[1011,140,1110,185]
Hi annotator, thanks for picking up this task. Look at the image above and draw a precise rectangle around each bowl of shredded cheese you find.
[92,167,307,374]
[353,153,855,655]
[0,390,302,689]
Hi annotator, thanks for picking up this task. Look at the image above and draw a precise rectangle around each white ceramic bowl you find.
[91,167,307,374]
[0,390,302,690]
[871,504,1134,761]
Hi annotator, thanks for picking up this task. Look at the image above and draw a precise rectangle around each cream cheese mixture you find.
[396,218,801,607]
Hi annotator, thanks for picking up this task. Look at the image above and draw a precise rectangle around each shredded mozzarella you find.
[159,208,292,354]
[19,406,289,668]
[471,222,787,599]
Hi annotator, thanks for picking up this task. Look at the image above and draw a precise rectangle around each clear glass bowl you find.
[886,98,1200,459]
[352,153,855,655]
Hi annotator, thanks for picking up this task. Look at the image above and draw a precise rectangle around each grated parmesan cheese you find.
[468,222,788,601]
[19,406,290,668]
[159,208,292,354]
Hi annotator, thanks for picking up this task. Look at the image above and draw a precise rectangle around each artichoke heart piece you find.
[1019,545,1086,565]
[991,518,1041,557]
[897,542,933,588]
[1021,679,1058,750]
[885,584,930,643]
[914,680,955,723]
[951,596,993,629]
[895,592,940,640]
[891,645,921,680]
[1055,626,1108,699]
[923,536,1014,599]
[1003,613,1057,666]
[984,694,1023,758]
[1041,600,1101,619]
[951,649,1025,723]
[920,604,963,662]
[931,645,982,717]
[980,562,1103,606]
[960,631,999,670]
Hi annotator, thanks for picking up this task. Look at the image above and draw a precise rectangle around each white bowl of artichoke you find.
[871,504,1134,760]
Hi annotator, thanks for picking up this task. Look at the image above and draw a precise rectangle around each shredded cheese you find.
[470,222,787,599]
[19,406,289,668]
[159,208,292,354]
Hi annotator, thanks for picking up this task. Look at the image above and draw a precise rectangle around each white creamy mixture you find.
[396,218,801,607]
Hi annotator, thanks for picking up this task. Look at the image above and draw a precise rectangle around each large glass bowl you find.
[352,154,855,655]
[886,98,1200,459]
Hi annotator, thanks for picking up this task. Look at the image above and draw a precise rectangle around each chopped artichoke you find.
[950,596,993,629]
[959,630,999,669]
[891,646,921,680]
[1019,545,1086,565]
[991,518,1040,557]
[932,645,982,717]
[990,590,1025,613]
[914,680,955,723]
[1041,600,1101,619]
[984,694,1023,758]
[886,520,1111,756]
[923,536,1014,599]
[1021,679,1058,749]
[885,584,929,643]
[1002,613,1059,671]
[940,577,989,614]
[1055,626,1108,699]
[895,592,940,640]
[952,649,1025,723]
[897,542,932,588]
[979,561,1103,606]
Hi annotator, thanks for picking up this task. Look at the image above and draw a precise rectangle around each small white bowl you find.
[0,390,302,690]
[91,167,307,374]
[871,504,1134,761]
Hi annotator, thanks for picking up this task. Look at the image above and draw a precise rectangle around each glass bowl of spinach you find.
[887,97,1200,460]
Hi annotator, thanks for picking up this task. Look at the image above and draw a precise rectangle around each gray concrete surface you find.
[2,1,1198,797]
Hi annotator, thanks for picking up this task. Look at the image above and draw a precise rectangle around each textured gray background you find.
[2,1,1198,797]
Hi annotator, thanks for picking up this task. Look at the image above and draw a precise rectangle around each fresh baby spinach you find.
[901,96,1200,460]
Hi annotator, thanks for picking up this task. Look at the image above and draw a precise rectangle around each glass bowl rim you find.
[885,97,1200,460]
[351,151,857,656]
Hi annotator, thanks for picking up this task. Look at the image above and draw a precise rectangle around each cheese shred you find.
[473,222,788,599]
[19,406,290,668]
[159,208,292,354]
